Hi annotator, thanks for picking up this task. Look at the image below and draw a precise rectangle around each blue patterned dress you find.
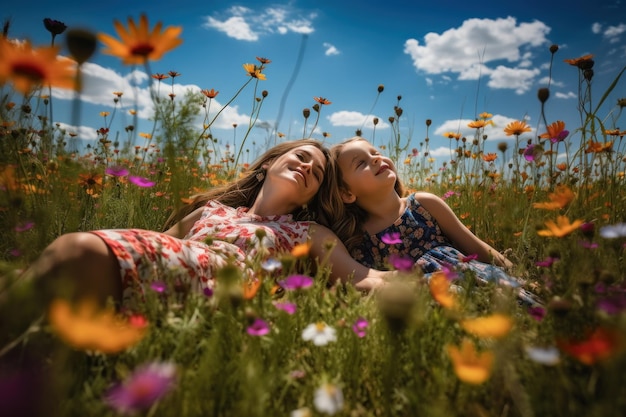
[350,193,541,306]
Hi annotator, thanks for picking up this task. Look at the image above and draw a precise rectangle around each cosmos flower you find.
[537,216,584,238]
[446,339,494,384]
[388,254,413,272]
[279,274,314,290]
[105,362,177,415]
[442,132,462,140]
[302,322,337,346]
[105,166,129,177]
[429,271,457,310]
[0,39,75,94]
[352,317,369,338]
[201,88,219,98]
[247,318,270,336]
[467,119,493,129]
[539,120,569,143]
[98,14,183,65]
[274,301,297,315]
[532,185,575,210]
[504,120,532,136]
[243,63,266,80]
[314,383,344,415]
[314,96,332,105]
[460,314,513,339]
[128,176,155,187]
[243,278,262,300]
[291,242,311,257]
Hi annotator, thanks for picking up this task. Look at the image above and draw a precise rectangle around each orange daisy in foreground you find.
[446,339,494,384]
[429,271,457,310]
[533,185,575,210]
[98,14,183,65]
[460,313,513,339]
[504,120,532,136]
[537,215,584,238]
[0,38,76,94]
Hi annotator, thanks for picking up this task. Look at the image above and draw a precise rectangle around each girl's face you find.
[265,144,327,206]
[336,140,397,202]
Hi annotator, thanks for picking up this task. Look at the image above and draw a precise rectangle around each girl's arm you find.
[415,192,513,268]
[308,224,390,292]
[163,207,203,238]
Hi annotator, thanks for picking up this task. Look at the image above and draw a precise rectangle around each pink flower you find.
[352,317,369,338]
[105,362,177,415]
[381,232,402,244]
[247,318,270,336]
[14,222,34,232]
[535,257,559,268]
[150,281,167,293]
[389,254,413,272]
[528,306,547,321]
[279,274,313,290]
[274,302,297,315]
[105,166,129,177]
[129,176,156,188]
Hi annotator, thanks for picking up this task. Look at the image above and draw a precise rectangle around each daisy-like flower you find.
[523,144,543,161]
[314,96,332,105]
[532,185,575,210]
[564,54,594,68]
[128,176,156,188]
[0,38,76,95]
[247,318,270,336]
[446,339,494,384]
[442,131,462,140]
[98,14,183,65]
[599,223,626,239]
[302,322,337,346]
[539,120,569,143]
[504,120,532,136]
[467,119,493,129]
[314,383,344,415]
[460,313,513,339]
[243,63,266,80]
[279,274,314,290]
[43,18,68,36]
[537,216,584,238]
[48,299,147,353]
[381,232,402,244]
[481,153,497,162]
[105,362,177,415]
[201,88,218,98]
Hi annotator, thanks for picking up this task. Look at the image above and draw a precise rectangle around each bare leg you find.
[28,232,122,307]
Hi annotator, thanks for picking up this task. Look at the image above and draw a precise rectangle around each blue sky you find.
[4,0,626,164]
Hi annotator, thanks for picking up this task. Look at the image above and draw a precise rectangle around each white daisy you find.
[302,322,337,346]
[314,383,344,415]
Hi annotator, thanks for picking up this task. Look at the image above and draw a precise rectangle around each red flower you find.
[557,327,622,365]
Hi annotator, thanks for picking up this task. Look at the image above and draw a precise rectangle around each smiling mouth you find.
[294,169,307,186]
[376,165,389,175]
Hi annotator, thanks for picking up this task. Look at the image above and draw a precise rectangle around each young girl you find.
[330,136,541,306]
[25,139,388,311]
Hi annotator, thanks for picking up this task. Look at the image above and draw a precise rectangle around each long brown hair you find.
[163,139,338,230]
[329,136,406,252]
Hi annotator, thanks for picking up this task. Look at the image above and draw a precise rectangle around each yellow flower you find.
[429,271,457,310]
[504,120,531,136]
[478,112,493,119]
[446,339,494,384]
[98,14,183,65]
[537,215,584,238]
[532,185,575,210]
[0,38,76,94]
[442,132,462,140]
[460,313,513,339]
[48,299,147,353]
[291,242,311,257]
[481,153,497,162]
[467,119,493,129]
[243,63,266,80]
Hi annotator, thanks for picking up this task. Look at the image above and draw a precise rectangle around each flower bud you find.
[377,84,384,93]
[537,87,550,104]
[549,44,559,54]
[66,28,97,65]
[302,108,310,119]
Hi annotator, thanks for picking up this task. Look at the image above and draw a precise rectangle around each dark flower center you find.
[12,63,45,82]
[131,44,155,56]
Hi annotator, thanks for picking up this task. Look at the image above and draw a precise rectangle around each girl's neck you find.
[360,190,405,235]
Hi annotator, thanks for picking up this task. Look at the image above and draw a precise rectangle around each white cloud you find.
[403,17,550,92]
[323,42,340,56]
[603,23,626,43]
[555,91,577,99]
[56,122,98,141]
[203,5,316,41]
[591,22,603,34]
[487,66,541,94]
[327,111,390,129]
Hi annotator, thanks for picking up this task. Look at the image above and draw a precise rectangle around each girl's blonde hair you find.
[329,136,406,252]
[163,139,339,230]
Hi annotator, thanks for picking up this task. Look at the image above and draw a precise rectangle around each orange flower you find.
[478,112,493,119]
[243,63,266,80]
[429,271,457,309]
[564,54,594,68]
[557,327,622,365]
[468,119,493,129]
[532,185,575,210]
[446,339,494,384]
[48,299,147,353]
[537,215,584,238]
[556,162,568,172]
[243,278,262,300]
[256,56,271,64]
[460,314,513,339]
[98,14,183,65]
[539,120,566,141]
[314,96,332,105]
[585,140,613,153]
[0,38,76,94]
[481,153,497,162]
[78,172,103,195]
[605,129,625,137]
[291,242,311,257]
[152,73,169,81]
[442,132,462,140]
[201,88,219,98]
[504,120,532,136]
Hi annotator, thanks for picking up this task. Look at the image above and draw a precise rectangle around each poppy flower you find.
[446,339,494,384]
[0,39,76,94]
[537,216,584,238]
[98,14,183,65]
[504,120,532,136]
[532,185,575,210]
[48,299,147,353]
[460,313,513,339]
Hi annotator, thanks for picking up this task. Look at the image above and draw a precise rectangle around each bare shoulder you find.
[413,191,446,206]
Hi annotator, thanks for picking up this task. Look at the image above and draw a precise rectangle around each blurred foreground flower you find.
[537,215,584,238]
[314,382,344,415]
[280,274,314,290]
[247,318,270,336]
[105,362,177,415]
[0,38,75,94]
[524,346,560,366]
[98,14,183,65]
[599,222,626,239]
[532,185,575,210]
[460,313,513,339]
[557,327,623,365]
[302,322,337,346]
[48,299,147,353]
[429,271,457,309]
[446,339,494,384]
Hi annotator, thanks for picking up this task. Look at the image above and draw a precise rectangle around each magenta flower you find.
[129,176,156,187]
[105,166,129,177]
[203,287,214,298]
[535,257,559,268]
[150,281,167,293]
[352,317,369,338]
[528,306,547,321]
[105,362,177,415]
[460,253,478,262]
[14,222,34,232]
[578,240,599,249]
[274,301,297,315]
[549,130,569,143]
[523,144,537,161]
[279,274,314,290]
[381,232,402,244]
[247,318,270,336]
[389,254,413,272]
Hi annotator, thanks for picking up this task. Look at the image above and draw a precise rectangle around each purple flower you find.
[247,318,270,336]
[389,254,413,272]
[596,296,626,315]
[381,232,402,245]
[550,130,569,143]
[150,281,167,293]
[279,274,314,290]
[578,240,599,249]
[105,362,177,415]
[129,176,156,188]
[352,317,369,338]
[523,144,537,161]
[203,287,214,298]
[599,223,626,239]
[528,306,546,321]
[274,302,297,315]
[14,222,34,232]
[535,257,559,268]
[105,166,129,177]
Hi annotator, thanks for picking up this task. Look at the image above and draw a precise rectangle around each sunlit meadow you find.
[1,14,625,417]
